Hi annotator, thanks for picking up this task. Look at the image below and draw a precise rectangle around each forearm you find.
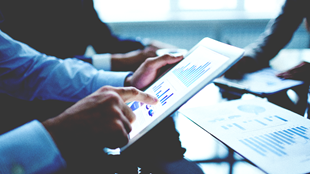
[0,31,131,102]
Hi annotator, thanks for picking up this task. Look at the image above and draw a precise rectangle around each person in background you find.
[225,0,310,116]
[0,0,176,72]
[0,0,178,134]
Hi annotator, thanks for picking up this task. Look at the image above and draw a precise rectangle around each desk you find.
[215,49,310,116]
[175,83,265,174]
[175,49,310,173]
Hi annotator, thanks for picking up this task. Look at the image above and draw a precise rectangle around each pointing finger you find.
[113,87,158,105]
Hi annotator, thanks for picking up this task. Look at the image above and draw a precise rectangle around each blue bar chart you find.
[130,101,140,111]
[152,81,175,106]
[239,126,309,157]
[180,97,310,174]
[173,62,211,87]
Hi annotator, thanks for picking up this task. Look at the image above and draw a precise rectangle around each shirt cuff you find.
[92,53,112,71]
[94,71,133,89]
[301,49,310,63]
[0,120,66,174]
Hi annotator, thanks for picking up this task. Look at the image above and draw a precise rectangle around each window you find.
[244,0,285,12]
[94,0,286,22]
[94,0,170,22]
[178,0,237,10]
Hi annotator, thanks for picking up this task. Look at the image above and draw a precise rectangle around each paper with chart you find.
[179,97,310,174]
[214,68,303,95]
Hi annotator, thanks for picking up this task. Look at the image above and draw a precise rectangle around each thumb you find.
[151,54,183,69]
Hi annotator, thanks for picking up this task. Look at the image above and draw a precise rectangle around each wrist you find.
[42,118,59,149]
[111,54,124,71]
[124,74,133,87]
[42,117,67,156]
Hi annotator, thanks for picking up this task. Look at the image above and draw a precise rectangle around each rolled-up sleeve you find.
[0,120,66,174]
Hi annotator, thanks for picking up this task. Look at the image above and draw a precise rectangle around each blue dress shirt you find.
[0,30,132,173]
[0,30,132,102]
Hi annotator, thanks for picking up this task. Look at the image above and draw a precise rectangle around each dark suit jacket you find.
[244,0,310,68]
[0,0,144,59]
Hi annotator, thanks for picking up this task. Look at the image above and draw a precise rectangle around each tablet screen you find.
[120,37,244,152]
[129,45,229,138]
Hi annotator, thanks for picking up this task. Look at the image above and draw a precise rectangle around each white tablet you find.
[120,37,244,152]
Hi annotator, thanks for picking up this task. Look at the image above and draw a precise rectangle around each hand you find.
[111,49,150,71]
[42,86,158,161]
[224,56,260,79]
[277,61,310,82]
[148,40,177,50]
[110,41,177,72]
[125,54,183,89]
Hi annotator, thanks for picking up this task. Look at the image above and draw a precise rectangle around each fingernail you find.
[154,97,158,103]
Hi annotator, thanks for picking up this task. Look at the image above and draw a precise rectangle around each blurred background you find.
[93,1,309,174]
[93,0,308,51]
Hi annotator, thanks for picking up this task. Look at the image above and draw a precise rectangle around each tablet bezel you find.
[120,37,244,152]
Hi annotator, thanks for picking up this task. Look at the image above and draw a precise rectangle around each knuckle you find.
[92,91,121,107]
[119,87,127,95]
[144,57,155,65]
[105,93,121,104]
[128,114,136,124]
[128,87,139,96]
[161,54,173,60]
[98,85,113,92]
[162,54,171,58]
[113,119,124,129]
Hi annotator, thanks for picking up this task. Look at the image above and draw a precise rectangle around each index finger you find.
[114,87,158,105]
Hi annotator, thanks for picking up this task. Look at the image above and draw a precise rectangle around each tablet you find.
[120,37,244,152]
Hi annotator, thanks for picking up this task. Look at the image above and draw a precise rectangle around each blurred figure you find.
[225,0,310,116]
[0,0,176,72]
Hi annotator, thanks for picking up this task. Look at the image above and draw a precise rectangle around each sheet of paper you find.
[179,97,310,174]
[214,68,303,95]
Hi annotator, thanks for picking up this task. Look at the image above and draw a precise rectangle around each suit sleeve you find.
[82,0,145,54]
[244,0,308,68]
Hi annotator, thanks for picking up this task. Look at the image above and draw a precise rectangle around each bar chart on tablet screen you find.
[173,61,211,87]
[171,45,228,88]
[152,81,175,106]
